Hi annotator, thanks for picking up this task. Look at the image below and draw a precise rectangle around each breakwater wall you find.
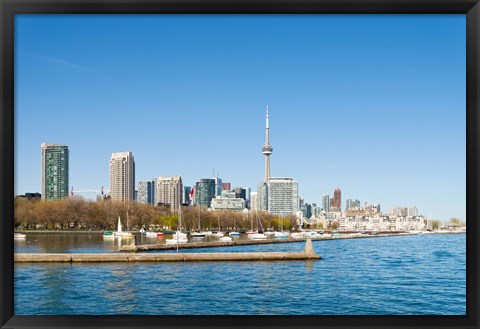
[121,232,409,252]
[15,240,320,262]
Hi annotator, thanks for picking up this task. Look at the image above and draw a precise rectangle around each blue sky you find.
[15,14,466,221]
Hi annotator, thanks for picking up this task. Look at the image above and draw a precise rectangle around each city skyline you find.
[15,15,466,221]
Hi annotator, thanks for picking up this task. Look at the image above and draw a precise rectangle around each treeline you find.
[14,196,298,231]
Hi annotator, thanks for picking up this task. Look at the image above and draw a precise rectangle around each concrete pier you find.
[15,240,320,263]
[121,232,406,252]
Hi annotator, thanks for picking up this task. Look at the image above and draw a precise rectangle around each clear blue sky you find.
[15,14,466,222]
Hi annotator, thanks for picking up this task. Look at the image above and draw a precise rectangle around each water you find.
[14,233,466,315]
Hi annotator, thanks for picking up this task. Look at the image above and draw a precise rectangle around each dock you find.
[120,232,406,252]
[14,240,320,263]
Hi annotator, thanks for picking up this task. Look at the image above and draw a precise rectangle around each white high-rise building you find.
[322,193,330,212]
[267,177,299,216]
[154,176,183,211]
[250,191,258,210]
[109,151,135,201]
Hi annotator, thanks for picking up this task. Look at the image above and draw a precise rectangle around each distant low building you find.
[16,192,41,200]
[211,197,245,211]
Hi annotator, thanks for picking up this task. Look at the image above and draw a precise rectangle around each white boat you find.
[304,231,322,238]
[229,231,241,237]
[251,233,268,240]
[219,236,233,242]
[146,231,164,238]
[14,233,26,239]
[264,231,275,236]
[174,231,187,238]
[167,205,189,247]
[190,232,206,238]
[114,215,133,238]
[273,231,290,239]
[212,231,224,237]
[290,232,303,239]
[166,237,188,244]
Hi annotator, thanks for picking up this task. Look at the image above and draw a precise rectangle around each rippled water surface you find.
[15,233,466,315]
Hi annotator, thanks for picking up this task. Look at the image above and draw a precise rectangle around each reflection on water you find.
[15,232,248,254]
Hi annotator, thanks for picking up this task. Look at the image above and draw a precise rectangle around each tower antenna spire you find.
[262,104,273,182]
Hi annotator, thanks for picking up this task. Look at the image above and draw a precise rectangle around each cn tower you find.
[262,105,273,182]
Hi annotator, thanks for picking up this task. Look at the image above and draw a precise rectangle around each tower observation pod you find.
[262,105,273,182]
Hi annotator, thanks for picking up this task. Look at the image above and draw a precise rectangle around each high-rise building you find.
[257,182,268,211]
[221,182,231,191]
[334,187,341,210]
[183,186,192,205]
[41,143,69,200]
[195,178,216,208]
[322,193,330,212]
[262,105,273,182]
[267,177,299,216]
[154,176,183,211]
[408,207,418,216]
[137,180,154,205]
[214,177,222,197]
[346,199,361,210]
[109,151,135,201]
[233,187,246,201]
[250,191,258,210]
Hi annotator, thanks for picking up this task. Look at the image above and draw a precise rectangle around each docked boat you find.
[264,231,275,236]
[251,233,268,240]
[229,231,241,237]
[219,236,233,242]
[113,215,133,238]
[14,233,26,239]
[190,232,206,238]
[212,231,224,237]
[146,231,164,238]
[290,232,303,239]
[273,231,290,239]
[166,236,188,244]
[102,231,115,239]
[304,231,322,238]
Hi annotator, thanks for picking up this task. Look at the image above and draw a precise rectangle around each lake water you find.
[14,233,466,315]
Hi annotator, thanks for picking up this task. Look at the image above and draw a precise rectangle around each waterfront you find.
[14,233,465,315]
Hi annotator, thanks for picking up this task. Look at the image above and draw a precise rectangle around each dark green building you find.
[195,178,215,208]
[41,143,69,200]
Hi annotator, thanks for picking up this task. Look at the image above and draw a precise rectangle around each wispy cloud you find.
[25,51,93,71]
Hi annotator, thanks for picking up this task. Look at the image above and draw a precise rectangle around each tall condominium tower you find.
[195,178,216,208]
[109,151,135,201]
[322,193,330,212]
[41,143,69,200]
[154,176,183,211]
[334,186,342,210]
[267,177,299,216]
[262,105,273,182]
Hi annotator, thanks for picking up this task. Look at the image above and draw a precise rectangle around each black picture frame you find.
[1,1,479,328]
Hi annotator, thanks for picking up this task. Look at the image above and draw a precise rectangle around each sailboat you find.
[250,211,267,240]
[166,205,188,245]
[114,215,133,239]
[212,215,225,237]
[229,216,241,237]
